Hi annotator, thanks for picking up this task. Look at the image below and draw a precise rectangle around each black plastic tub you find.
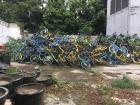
[12,74,24,89]
[10,74,24,104]
[15,83,45,105]
[0,71,4,74]
[22,72,37,84]
[0,75,13,90]
[0,62,9,70]
[37,75,54,86]
[1,55,11,65]
[11,74,24,95]
[23,69,42,79]
[0,75,13,98]
[0,87,9,105]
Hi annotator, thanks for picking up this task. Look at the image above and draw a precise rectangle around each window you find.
[110,0,129,15]
[116,0,122,12]
[111,0,116,15]
[122,0,129,9]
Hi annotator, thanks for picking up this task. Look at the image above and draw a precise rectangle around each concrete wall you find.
[129,0,140,35]
[0,20,21,44]
[107,0,140,35]
[107,0,129,35]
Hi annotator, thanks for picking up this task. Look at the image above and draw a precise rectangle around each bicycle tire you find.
[80,61,91,70]
[30,55,38,63]
[15,53,25,62]
[42,56,53,65]
[109,45,118,53]
[121,46,128,55]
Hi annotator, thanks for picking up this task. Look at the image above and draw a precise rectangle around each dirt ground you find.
[4,62,140,105]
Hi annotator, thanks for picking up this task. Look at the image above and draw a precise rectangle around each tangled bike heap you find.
[5,32,140,69]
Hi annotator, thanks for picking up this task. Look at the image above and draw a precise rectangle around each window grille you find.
[116,0,122,12]
[111,0,116,15]
[110,0,129,15]
[122,0,129,9]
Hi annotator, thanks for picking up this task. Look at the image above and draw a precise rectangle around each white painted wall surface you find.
[0,20,21,44]
[107,0,140,35]
[107,0,129,35]
[129,0,140,35]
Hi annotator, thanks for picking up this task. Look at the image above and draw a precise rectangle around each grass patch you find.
[96,84,111,95]
[111,76,138,89]
[3,67,20,74]
[52,78,69,88]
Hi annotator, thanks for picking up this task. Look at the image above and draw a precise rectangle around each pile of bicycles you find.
[5,32,140,69]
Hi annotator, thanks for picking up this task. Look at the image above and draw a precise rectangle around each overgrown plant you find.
[96,84,111,95]
[3,67,20,74]
[52,78,69,88]
[5,38,23,58]
[111,76,138,89]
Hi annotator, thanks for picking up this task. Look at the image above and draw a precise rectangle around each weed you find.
[111,76,138,89]
[3,67,19,74]
[96,84,111,95]
[52,78,69,88]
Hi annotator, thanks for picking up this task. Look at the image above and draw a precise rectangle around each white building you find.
[0,20,21,45]
[107,0,140,35]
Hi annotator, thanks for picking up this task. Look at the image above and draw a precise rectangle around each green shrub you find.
[111,76,138,89]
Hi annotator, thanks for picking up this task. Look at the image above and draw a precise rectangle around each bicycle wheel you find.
[59,60,67,66]
[30,55,38,63]
[15,53,25,62]
[95,59,107,65]
[116,54,127,64]
[121,46,128,55]
[58,54,67,66]
[69,61,78,67]
[42,56,53,65]
[80,61,91,70]
[109,44,118,53]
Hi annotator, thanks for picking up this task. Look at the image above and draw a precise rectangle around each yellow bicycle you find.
[91,46,108,64]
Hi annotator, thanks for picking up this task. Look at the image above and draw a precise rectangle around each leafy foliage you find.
[5,38,24,57]
[0,0,106,34]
